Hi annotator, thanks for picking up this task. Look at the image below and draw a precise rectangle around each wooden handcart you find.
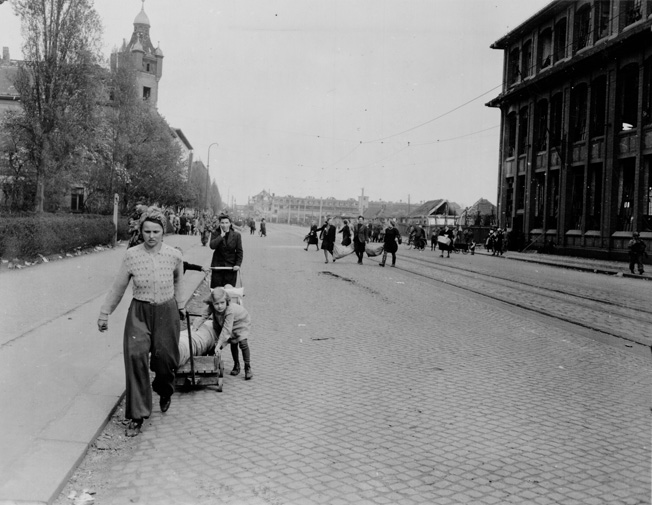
[175,267,244,393]
[175,310,224,392]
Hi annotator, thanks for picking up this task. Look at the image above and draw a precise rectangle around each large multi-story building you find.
[487,0,652,257]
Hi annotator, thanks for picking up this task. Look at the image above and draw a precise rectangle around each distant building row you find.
[246,190,496,230]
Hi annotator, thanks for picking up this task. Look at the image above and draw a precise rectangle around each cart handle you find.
[185,309,196,386]
[210,266,236,270]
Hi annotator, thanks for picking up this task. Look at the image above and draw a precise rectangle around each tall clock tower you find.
[110,1,164,107]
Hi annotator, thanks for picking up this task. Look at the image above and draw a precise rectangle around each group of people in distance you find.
[98,207,252,438]
[305,215,402,267]
[247,217,266,237]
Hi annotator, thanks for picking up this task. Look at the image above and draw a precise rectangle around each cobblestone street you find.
[58,224,650,505]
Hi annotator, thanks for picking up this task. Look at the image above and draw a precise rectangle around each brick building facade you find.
[487,0,652,257]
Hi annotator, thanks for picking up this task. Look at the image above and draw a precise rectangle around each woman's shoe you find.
[160,396,171,413]
[125,419,143,437]
[245,365,253,380]
[230,365,241,376]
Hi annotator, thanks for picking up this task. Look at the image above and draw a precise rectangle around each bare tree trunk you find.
[35,172,45,213]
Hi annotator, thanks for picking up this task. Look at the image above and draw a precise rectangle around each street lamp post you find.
[206,142,218,211]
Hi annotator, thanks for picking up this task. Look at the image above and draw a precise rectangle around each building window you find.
[643,58,652,126]
[569,167,584,230]
[594,0,611,41]
[547,170,560,229]
[538,28,552,70]
[616,159,635,231]
[554,18,567,63]
[516,174,526,210]
[508,47,520,85]
[644,156,652,231]
[143,86,151,100]
[533,173,545,228]
[505,178,514,227]
[505,112,517,158]
[570,84,588,141]
[518,106,529,154]
[574,5,591,51]
[534,99,548,152]
[550,93,563,149]
[619,64,639,131]
[71,187,84,212]
[590,76,607,137]
[623,0,643,27]
[521,40,532,78]
[587,164,603,230]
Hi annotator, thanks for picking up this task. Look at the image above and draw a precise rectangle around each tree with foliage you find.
[8,0,103,212]
[208,180,222,214]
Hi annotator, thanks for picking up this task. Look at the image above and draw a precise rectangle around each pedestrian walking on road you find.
[438,226,454,258]
[338,219,352,246]
[197,213,209,246]
[304,221,319,251]
[259,218,267,237]
[316,216,336,263]
[628,232,647,274]
[379,220,401,267]
[192,287,253,380]
[97,207,184,437]
[210,213,243,289]
[493,228,505,256]
[353,215,370,264]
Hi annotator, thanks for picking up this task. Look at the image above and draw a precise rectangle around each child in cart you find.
[191,287,253,380]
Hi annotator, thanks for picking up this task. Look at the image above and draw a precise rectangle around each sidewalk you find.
[0,235,210,505]
[475,247,650,279]
[0,229,647,504]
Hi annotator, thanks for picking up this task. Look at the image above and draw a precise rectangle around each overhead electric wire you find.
[360,84,503,144]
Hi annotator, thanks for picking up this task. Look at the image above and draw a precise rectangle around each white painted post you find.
[112,193,119,246]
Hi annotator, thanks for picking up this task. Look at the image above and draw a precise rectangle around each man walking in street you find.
[628,232,647,275]
[353,215,370,265]
[210,213,243,288]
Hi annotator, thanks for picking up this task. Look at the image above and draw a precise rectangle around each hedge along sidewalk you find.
[0,213,130,262]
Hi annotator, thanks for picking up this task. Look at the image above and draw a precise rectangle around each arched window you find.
[574,5,591,51]
[554,18,567,62]
[505,111,517,158]
[590,76,607,136]
[570,83,588,141]
[534,99,548,152]
[518,106,529,154]
[508,48,520,85]
[538,28,552,70]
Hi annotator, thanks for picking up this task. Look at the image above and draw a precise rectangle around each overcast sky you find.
[0,0,551,208]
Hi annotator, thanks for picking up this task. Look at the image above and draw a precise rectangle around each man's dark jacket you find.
[209,229,243,268]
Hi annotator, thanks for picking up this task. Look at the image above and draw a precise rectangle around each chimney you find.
[2,47,9,62]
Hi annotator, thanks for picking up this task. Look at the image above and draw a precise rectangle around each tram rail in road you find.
[383,252,652,357]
